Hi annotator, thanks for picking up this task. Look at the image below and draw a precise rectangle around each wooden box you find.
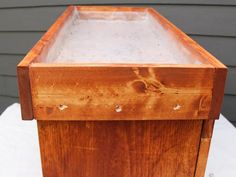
[17,6,227,177]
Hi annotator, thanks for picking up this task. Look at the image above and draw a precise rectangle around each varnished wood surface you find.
[38,120,202,177]
[194,138,211,177]
[30,65,214,120]
[209,67,227,119]
[194,119,215,177]
[17,6,74,120]
[17,66,33,120]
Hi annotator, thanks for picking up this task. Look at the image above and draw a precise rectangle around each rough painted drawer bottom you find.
[38,120,204,177]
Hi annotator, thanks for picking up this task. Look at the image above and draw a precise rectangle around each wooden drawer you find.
[17,6,227,177]
[17,6,226,121]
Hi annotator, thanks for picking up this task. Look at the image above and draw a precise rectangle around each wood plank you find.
[38,120,202,177]
[195,138,211,177]
[3,57,235,97]
[17,66,33,120]
[1,72,234,102]
[209,67,227,119]
[4,67,234,101]
[201,120,215,138]
[30,64,214,120]
[4,71,236,115]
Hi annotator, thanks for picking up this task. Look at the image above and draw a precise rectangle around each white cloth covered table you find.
[0,103,235,177]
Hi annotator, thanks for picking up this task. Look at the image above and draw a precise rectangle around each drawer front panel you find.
[30,66,214,120]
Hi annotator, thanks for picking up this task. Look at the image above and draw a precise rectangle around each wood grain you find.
[30,65,214,120]
[209,67,228,119]
[201,120,215,138]
[38,120,202,177]
[17,65,33,120]
[195,138,211,177]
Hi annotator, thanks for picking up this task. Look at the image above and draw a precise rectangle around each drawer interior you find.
[39,7,207,65]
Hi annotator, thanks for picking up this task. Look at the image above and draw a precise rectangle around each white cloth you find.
[0,103,235,177]
[0,103,42,177]
[205,113,236,177]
